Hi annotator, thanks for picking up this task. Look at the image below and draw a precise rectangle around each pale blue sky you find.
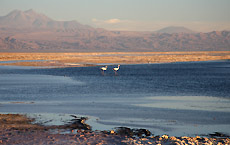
[1,0,230,32]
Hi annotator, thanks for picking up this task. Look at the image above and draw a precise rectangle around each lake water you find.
[0,61,230,136]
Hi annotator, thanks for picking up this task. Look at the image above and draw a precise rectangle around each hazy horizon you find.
[1,0,230,32]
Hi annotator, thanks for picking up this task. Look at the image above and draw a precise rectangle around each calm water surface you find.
[0,61,230,136]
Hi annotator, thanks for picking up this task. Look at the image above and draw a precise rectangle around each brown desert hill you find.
[0,9,230,52]
[156,26,195,34]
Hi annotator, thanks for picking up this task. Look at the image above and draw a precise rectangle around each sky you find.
[1,0,230,32]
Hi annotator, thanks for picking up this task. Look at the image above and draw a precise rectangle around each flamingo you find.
[100,66,107,75]
[100,66,108,71]
[113,65,120,71]
[113,65,120,75]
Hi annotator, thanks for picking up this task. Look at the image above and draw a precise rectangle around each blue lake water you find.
[0,61,230,136]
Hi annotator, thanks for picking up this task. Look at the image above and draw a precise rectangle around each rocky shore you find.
[0,114,229,145]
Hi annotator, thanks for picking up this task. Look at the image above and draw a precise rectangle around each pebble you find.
[170,136,177,140]
[110,130,115,134]
[161,134,169,139]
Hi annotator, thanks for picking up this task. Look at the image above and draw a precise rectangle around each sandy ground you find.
[0,51,230,67]
[0,114,229,145]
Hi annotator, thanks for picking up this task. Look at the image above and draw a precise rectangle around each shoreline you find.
[0,113,229,144]
[0,51,229,67]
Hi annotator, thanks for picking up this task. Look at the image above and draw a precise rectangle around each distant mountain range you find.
[156,26,195,34]
[0,9,229,52]
[0,9,90,30]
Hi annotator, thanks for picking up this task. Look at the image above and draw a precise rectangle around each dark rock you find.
[133,129,152,137]
[209,132,230,138]
[115,127,152,137]
[115,127,133,137]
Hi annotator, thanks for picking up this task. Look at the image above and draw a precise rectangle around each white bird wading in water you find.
[100,66,107,71]
[100,66,107,75]
[113,65,120,75]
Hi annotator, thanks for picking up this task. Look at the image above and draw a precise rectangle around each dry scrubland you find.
[0,114,229,145]
[0,51,230,67]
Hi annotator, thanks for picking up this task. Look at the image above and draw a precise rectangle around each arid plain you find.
[1,51,230,67]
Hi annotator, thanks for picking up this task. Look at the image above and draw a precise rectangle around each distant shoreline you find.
[0,51,229,67]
